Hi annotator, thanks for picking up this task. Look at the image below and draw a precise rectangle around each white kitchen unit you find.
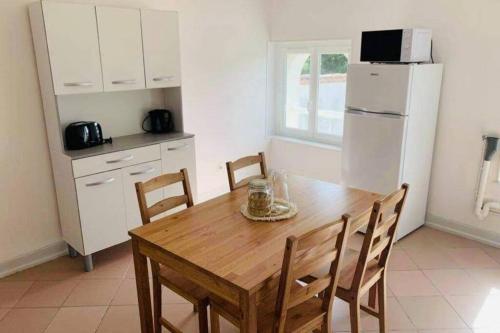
[97,6,146,91]
[29,1,196,271]
[41,2,103,95]
[342,64,443,239]
[141,9,181,89]
[30,1,181,95]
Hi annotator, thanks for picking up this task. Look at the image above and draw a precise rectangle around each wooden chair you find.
[210,216,351,333]
[135,168,209,333]
[310,184,409,333]
[226,152,268,191]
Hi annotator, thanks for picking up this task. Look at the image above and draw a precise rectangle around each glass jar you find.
[271,169,291,213]
[247,179,273,217]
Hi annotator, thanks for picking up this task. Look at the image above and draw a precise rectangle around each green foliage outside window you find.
[301,54,348,75]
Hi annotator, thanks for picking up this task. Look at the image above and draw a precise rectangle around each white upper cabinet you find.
[42,2,103,95]
[96,7,146,92]
[141,10,181,88]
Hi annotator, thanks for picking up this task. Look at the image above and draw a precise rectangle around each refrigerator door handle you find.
[346,107,404,119]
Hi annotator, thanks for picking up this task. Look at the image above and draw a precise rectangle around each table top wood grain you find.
[129,175,381,294]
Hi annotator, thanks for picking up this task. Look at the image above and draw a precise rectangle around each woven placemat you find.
[240,199,298,222]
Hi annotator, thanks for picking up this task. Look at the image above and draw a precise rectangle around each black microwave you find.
[360,28,432,63]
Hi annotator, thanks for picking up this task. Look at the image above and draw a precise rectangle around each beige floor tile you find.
[422,229,483,249]
[467,269,500,293]
[481,246,500,264]
[388,249,418,271]
[423,269,490,295]
[44,306,107,333]
[82,245,131,280]
[1,267,41,281]
[125,260,153,279]
[0,281,33,307]
[31,256,86,281]
[388,271,439,297]
[111,279,141,305]
[418,328,472,333]
[446,294,500,329]
[444,248,500,269]
[397,296,467,329]
[96,305,140,333]
[0,309,9,321]
[332,297,415,332]
[64,279,121,306]
[162,285,192,304]
[0,308,58,333]
[161,303,200,333]
[396,228,438,249]
[404,247,461,270]
[15,280,78,308]
[111,278,189,305]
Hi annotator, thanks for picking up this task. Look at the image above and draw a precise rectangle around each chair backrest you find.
[226,152,268,191]
[135,168,194,225]
[273,217,351,333]
[350,183,409,292]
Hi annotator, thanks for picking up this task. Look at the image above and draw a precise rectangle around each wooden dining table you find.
[128,175,382,333]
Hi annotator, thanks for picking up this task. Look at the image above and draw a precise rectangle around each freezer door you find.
[346,64,412,115]
[341,109,407,194]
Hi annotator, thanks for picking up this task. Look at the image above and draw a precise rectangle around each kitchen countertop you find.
[64,132,194,160]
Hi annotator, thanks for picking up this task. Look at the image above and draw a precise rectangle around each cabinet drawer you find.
[122,160,162,230]
[75,169,128,254]
[161,138,197,202]
[72,145,161,178]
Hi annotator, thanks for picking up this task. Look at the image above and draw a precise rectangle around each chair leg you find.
[349,297,361,333]
[197,302,209,333]
[378,278,387,333]
[368,284,377,309]
[210,306,221,333]
[193,303,198,313]
[152,277,162,333]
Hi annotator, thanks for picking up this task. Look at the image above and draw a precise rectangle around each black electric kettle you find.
[142,109,174,133]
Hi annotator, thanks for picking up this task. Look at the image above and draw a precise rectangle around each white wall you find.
[269,0,500,242]
[0,0,269,268]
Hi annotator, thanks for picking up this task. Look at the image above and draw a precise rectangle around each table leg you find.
[132,239,154,333]
[240,291,257,333]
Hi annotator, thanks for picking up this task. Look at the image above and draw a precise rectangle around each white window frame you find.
[272,40,351,146]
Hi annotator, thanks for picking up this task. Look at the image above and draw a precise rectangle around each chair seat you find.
[158,265,209,303]
[210,282,326,332]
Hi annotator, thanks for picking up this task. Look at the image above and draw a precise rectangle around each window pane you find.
[285,53,310,131]
[317,53,348,137]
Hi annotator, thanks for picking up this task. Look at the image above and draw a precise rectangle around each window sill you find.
[270,135,342,152]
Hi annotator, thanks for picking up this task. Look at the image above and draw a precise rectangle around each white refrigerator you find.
[342,64,443,239]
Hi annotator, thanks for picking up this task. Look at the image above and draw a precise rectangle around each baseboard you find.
[426,213,500,248]
[0,240,68,278]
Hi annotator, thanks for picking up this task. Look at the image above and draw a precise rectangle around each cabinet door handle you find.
[167,144,188,151]
[129,167,156,176]
[111,79,136,85]
[85,177,115,187]
[153,76,174,82]
[106,155,134,164]
[64,81,94,87]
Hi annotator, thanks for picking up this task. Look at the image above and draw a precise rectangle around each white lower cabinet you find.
[75,169,128,254]
[161,138,197,204]
[122,160,162,230]
[72,139,195,269]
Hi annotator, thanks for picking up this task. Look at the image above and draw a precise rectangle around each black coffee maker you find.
[142,109,174,133]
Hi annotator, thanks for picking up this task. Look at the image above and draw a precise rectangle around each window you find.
[273,40,351,145]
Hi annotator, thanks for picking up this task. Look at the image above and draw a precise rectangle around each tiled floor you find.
[1,226,500,332]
